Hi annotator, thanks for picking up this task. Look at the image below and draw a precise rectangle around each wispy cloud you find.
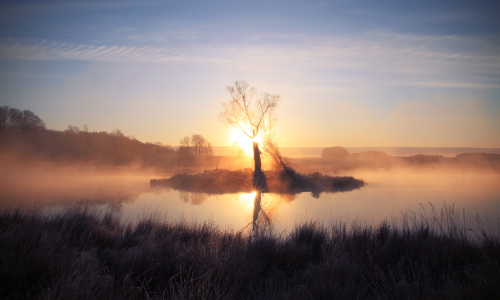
[229,32,499,88]
[1,30,498,88]
[0,38,227,64]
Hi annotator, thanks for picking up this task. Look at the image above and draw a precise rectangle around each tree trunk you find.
[252,191,262,232]
[253,141,262,173]
[252,142,268,192]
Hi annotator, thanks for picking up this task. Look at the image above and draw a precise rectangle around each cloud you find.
[1,30,498,89]
[229,32,499,89]
[0,38,227,64]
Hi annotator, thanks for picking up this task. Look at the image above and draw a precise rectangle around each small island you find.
[151,168,364,196]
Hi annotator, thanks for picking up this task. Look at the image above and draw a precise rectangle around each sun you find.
[239,191,257,209]
[230,128,263,156]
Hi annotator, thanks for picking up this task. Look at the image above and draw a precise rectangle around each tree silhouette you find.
[178,134,213,160]
[0,106,46,130]
[191,134,213,156]
[220,81,279,173]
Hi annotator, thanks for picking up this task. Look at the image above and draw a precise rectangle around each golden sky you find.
[1,1,499,147]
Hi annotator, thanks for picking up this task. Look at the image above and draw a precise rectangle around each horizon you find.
[5,111,500,151]
[212,145,500,158]
[1,0,499,148]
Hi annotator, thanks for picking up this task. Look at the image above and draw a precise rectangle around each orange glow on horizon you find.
[230,128,263,156]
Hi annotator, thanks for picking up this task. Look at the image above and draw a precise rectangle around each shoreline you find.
[213,146,500,157]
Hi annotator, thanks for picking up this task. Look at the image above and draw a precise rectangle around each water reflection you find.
[252,170,269,233]
[0,171,152,210]
[252,192,269,232]
[149,168,365,233]
[2,167,498,236]
[238,191,276,233]
[179,191,208,205]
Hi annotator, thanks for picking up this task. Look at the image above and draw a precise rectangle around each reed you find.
[0,203,498,299]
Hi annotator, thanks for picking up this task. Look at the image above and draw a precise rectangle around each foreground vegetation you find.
[1,204,499,299]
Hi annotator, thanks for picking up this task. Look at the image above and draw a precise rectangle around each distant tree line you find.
[0,106,218,167]
[312,145,500,170]
[0,125,177,166]
[0,106,46,130]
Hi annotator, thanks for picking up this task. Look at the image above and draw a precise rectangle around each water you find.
[1,166,499,234]
[117,169,500,234]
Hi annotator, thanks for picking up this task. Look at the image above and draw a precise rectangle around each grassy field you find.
[1,204,499,299]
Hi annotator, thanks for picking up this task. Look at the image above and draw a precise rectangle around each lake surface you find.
[4,167,497,235]
[124,170,500,234]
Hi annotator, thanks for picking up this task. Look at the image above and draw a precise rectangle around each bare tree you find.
[66,125,80,134]
[0,106,9,128]
[111,129,124,137]
[21,110,46,130]
[220,80,280,173]
[179,134,213,159]
[179,136,192,159]
[191,134,213,156]
[0,106,46,130]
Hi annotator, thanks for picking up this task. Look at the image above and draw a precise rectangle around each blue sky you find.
[1,0,499,147]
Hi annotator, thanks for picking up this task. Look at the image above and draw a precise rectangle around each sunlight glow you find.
[230,128,263,156]
[239,191,257,209]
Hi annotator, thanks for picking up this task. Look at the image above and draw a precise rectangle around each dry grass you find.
[1,203,499,299]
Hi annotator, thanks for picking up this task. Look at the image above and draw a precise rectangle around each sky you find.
[0,0,499,148]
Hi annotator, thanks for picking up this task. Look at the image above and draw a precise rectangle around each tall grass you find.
[1,203,499,299]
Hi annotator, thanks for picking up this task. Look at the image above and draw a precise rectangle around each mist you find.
[2,122,499,213]
[1,107,498,233]
[2,109,500,300]
[2,0,499,295]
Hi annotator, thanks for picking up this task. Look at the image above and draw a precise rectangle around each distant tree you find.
[111,129,124,137]
[8,108,23,128]
[66,125,80,134]
[178,134,213,159]
[179,136,192,158]
[0,106,46,130]
[219,80,279,173]
[20,110,46,130]
[321,146,349,158]
[0,106,9,128]
[191,134,213,156]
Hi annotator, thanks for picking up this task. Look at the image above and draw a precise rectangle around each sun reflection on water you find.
[239,191,257,209]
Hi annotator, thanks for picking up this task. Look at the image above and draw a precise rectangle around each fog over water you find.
[2,153,499,236]
[123,168,500,234]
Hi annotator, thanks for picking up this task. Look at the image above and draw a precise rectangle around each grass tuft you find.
[0,203,499,299]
